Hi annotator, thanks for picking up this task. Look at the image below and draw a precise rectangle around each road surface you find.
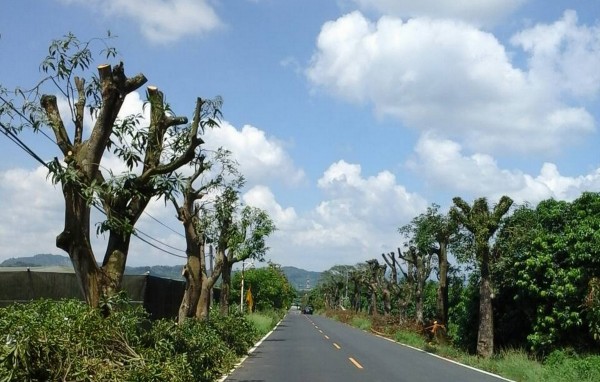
[224,311,511,382]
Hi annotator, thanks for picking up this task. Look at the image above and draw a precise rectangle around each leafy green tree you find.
[316,265,350,310]
[496,193,600,353]
[0,34,220,310]
[450,196,513,358]
[399,204,458,326]
[220,205,276,314]
[231,263,295,311]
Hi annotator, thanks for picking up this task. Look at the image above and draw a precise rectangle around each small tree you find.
[450,196,513,358]
[219,204,276,315]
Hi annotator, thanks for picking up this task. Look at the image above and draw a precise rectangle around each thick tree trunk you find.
[57,184,104,307]
[382,288,391,316]
[196,278,212,319]
[477,251,494,358]
[415,280,424,325]
[220,262,232,315]
[369,288,378,316]
[178,255,202,324]
[436,242,449,326]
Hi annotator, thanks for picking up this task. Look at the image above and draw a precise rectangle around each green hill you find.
[281,266,321,291]
[0,255,320,286]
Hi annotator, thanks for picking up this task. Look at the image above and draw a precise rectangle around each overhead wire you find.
[1,113,189,260]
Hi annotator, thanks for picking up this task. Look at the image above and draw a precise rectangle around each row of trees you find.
[310,193,600,358]
[0,34,276,323]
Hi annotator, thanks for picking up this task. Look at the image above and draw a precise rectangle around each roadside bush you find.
[208,310,258,356]
[0,299,256,382]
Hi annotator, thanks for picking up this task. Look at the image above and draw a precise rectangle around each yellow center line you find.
[349,357,364,369]
[333,343,341,350]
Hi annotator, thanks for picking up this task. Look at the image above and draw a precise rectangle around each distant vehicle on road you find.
[302,305,313,314]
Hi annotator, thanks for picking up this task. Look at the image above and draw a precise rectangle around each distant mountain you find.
[281,266,321,291]
[1,255,320,286]
[0,254,184,280]
[0,254,71,267]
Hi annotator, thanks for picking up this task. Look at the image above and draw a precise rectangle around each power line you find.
[0,95,58,147]
[135,229,186,253]
[0,121,49,168]
[143,210,185,238]
[1,121,189,260]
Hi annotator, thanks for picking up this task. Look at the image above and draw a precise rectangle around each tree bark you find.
[220,262,232,314]
[477,250,494,358]
[178,255,202,324]
[436,241,449,326]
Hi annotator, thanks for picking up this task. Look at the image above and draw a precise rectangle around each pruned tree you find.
[317,265,349,309]
[1,34,222,310]
[395,246,433,325]
[409,204,459,326]
[450,195,513,358]
[173,148,241,322]
[365,259,386,316]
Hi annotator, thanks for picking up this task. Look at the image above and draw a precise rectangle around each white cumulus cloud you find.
[307,11,598,154]
[203,122,305,186]
[349,0,525,26]
[409,133,600,204]
[60,0,222,43]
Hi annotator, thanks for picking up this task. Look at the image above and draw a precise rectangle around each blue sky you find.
[1,0,599,271]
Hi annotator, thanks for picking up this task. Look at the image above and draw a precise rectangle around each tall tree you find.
[450,196,513,358]
[410,204,458,326]
[495,193,600,353]
[365,259,386,316]
[173,149,241,322]
[219,205,276,314]
[1,34,221,309]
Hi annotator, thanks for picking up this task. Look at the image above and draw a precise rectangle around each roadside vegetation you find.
[307,192,600,382]
[0,297,285,381]
[327,310,600,382]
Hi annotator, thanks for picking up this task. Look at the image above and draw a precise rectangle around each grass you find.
[351,316,372,330]
[246,310,282,337]
[326,311,600,382]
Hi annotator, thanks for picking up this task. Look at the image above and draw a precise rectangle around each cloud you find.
[306,11,597,154]
[349,0,525,26]
[203,122,305,186]
[0,166,64,260]
[242,185,297,228]
[409,133,600,204]
[511,10,600,98]
[60,0,222,43]
[271,160,427,268]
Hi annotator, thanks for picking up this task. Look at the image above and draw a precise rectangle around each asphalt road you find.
[224,311,511,382]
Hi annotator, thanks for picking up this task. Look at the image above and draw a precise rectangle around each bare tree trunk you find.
[436,242,449,326]
[178,255,202,324]
[382,287,391,316]
[477,251,494,358]
[220,262,232,315]
[369,288,378,316]
[196,278,212,319]
[415,279,424,325]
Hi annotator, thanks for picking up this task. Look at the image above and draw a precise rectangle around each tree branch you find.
[74,76,85,145]
[40,95,73,156]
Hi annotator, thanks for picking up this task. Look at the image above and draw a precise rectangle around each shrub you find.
[0,299,256,382]
[208,310,258,356]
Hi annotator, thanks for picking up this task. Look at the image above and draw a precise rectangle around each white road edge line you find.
[217,314,286,382]
[370,332,515,382]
